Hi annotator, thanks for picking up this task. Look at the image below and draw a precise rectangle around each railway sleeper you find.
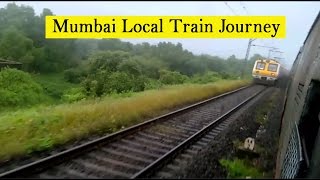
[195,141,208,147]
[137,132,177,144]
[186,149,199,155]
[219,122,230,127]
[71,159,132,178]
[148,126,185,137]
[174,125,199,132]
[120,139,168,155]
[199,137,212,143]
[166,122,199,130]
[207,132,219,137]
[35,168,85,179]
[166,118,193,124]
[42,166,81,178]
[218,125,229,130]
[215,126,225,131]
[58,161,119,178]
[143,131,186,142]
[85,154,144,172]
[107,144,159,160]
[131,136,174,150]
[183,122,206,128]
[209,129,221,134]
[190,144,203,150]
[90,149,152,166]
[204,134,216,139]
[186,116,208,124]
[55,167,100,179]
[179,125,202,132]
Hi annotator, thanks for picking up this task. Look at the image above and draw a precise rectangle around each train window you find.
[268,64,278,72]
[298,80,320,178]
[256,62,265,70]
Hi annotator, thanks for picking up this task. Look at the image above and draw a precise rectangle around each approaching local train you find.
[275,11,320,178]
[252,59,281,85]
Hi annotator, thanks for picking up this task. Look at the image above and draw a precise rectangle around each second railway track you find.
[0,84,268,179]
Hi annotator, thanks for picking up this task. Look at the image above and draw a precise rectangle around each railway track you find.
[147,86,273,178]
[0,84,268,179]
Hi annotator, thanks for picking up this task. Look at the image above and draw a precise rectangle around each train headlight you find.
[271,73,275,76]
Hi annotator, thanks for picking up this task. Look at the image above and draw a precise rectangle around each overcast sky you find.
[1,1,319,69]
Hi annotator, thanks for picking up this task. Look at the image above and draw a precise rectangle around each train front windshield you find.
[256,62,266,70]
[268,64,278,72]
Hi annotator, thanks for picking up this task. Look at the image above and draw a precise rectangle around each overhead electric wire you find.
[239,1,249,15]
[223,2,238,15]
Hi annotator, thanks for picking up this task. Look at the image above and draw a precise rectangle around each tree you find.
[227,54,237,61]
[0,27,33,61]
[117,58,142,77]
[87,50,130,73]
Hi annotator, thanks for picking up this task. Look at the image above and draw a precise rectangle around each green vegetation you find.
[32,73,80,102]
[220,158,263,178]
[0,68,47,107]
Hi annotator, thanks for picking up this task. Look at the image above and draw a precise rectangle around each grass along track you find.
[0,84,264,178]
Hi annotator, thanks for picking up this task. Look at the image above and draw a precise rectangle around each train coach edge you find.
[275,10,320,179]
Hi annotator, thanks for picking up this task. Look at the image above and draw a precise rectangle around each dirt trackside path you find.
[172,87,285,178]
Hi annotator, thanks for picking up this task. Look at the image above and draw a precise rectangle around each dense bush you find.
[159,69,189,85]
[220,72,238,80]
[0,68,46,106]
[64,68,85,83]
[61,87,87,103]
[87,50,130,74]
[189,71,222,84]
[81,71,148,97]
[32,73,78,100]
[104,72,136,94]
[117,58,142,77]
[144,78,163,90]
[81,71,106,97]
